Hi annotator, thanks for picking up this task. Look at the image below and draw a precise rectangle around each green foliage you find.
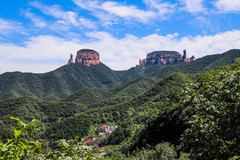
[0,63,120,100]
[181,66,240,159]
[152,142,177,160]
[44,117,91,140]
[107,142,177,160]
[0,96,87,123]
[0,117,43,160]
[0,120,12,140]
[0,117,105,160]
[63,88,121,104]
[46,137,104,160]
[85,49,240,106]
[100,73,194,156]
[1,50,240,159]
[0,96,88,142]
[0,62,161,101]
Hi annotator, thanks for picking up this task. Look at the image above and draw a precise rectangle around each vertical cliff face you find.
[67,49,195,67]
[75,49,100,66]
[138,50,195,66]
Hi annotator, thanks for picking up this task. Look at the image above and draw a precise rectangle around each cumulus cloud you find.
[1,30,240,74]
[179,0,206,13]
[215,0,240,12]
[0,36,81,74]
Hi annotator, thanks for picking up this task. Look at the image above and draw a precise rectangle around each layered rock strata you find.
[75,49,100,66]
[67,49,100,66]
[139,50,195,66]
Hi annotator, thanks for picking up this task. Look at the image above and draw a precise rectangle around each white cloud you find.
[0,36,81,74]
[0,19,23,35]
[1,30,240,74]
[143,0,176,15]
[30,1,65,19]
[100,1,155,22]
[215,0,240,12]
[23,11,47,28]
[29,1,96,29]
[72,0,175,23]
[179,0,206,13]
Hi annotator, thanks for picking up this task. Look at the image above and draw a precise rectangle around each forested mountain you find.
[63,49,240,104]
[0,63,163,101]
[0,49,240,159]
[1,49,239,102]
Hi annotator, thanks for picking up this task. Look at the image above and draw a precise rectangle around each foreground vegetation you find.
[0,117,105,159]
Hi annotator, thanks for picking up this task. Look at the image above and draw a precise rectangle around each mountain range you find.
[1,49,239,101]
[0,48,240,158]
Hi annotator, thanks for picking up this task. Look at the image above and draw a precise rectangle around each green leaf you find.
[10,117,21,122]
[18,138,27,146]
[27,142,38,148]
[1,145,8,152]
[14,129,22,139]
[74,136,79,140]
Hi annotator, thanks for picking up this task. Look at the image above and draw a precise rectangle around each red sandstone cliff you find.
[139,50,195,66]
[75,49,100,66]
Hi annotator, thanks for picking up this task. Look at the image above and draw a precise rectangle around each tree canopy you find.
[181,59,240,159]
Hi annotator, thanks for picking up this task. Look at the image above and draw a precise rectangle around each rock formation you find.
[67,49,100,66]
[67,54,73,65]
[138,50,195,66]
[75,49,100,66]
[182,50,196,62]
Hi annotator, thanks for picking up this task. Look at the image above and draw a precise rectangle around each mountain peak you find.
[138,50,195,66]
[67,49,100,66]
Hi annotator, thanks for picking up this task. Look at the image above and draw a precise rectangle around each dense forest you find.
[0,49,240,159]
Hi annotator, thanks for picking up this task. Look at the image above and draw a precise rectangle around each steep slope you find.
[0,96,87,125]
[0,62,164,101]
[0,63,122,100]
[99,73,194,150]
[0,96,90,140]
[64,49,240,104]
[0,49,239,102]
[113,49,240,97]
[49,73,194,142]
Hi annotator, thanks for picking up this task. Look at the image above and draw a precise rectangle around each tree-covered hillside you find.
[99,58,240,159]
[0,49,240,159]
[0,62,164,101]
[0,63,122,100]
[64,49,240,104]
[0,96,87,140]
[0,49,239,102]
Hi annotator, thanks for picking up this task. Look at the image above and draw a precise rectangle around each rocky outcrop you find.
[138,50,195,66]
[67,49,100,66]
[182,50,195,62]
[75,49,100,66]
[67,54,73,65]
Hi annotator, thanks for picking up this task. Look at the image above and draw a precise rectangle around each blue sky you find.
[0,0,240,73]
